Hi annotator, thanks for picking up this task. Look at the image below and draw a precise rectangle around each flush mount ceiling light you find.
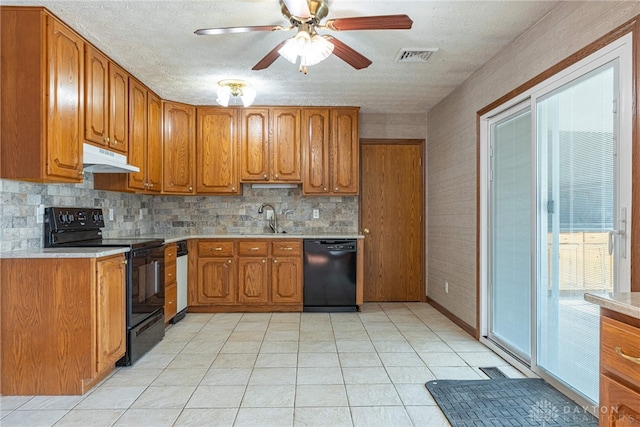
[278,23,334,74]
[216,80,256,107]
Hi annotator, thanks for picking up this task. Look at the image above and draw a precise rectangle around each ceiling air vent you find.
[395,48,438,63]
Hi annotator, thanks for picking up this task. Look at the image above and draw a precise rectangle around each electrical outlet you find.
[445,281,449,294]
[139,208,144,220]
[109,208,114,221]
[313,209,319,219]
[36,204,45,224]
[266,210,274,220]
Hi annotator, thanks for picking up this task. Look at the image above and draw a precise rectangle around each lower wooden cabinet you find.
[0,254,126,395]
[599,313,640,426]
[189,239,303,312]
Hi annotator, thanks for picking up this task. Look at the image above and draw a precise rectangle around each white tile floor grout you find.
[0,303,525,427]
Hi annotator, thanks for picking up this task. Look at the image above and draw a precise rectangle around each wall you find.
[426,1,640,329]
[360,113,427,139]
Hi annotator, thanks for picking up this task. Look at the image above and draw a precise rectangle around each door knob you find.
[363,228,370,234]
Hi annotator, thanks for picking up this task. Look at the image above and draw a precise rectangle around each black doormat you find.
[425,378,598,426]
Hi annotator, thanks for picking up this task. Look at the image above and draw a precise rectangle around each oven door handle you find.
[153,260,159,294]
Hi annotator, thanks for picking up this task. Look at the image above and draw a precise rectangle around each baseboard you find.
[426,296,478,339]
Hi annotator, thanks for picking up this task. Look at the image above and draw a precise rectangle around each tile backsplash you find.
[0,176,359,252]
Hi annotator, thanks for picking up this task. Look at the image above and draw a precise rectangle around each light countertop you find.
[584,292,640,320]
[0,247,129,259]
[0,234,362,258]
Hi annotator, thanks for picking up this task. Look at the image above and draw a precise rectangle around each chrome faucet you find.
[258,203,278,233]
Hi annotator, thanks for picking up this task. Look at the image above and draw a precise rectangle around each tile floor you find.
[1,303,524,427]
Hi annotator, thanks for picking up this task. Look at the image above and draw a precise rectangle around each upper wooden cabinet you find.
[302,107,359,195]
[196,107,241,195]
[94,80,162,193]
[1,7,85,183]
[163,101,196,194]
[240,107,302,183]
[85,45,129,153]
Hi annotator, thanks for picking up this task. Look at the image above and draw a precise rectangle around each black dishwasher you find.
[303,239,358,312]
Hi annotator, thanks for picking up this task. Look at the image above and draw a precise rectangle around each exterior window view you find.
[1,1,640,426]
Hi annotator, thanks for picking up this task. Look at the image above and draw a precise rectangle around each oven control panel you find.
[44,207,105,230]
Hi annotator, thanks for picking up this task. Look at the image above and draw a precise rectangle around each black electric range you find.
[44,207,166,366]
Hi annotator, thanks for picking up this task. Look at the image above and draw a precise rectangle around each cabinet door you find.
[146,92,163,192]
[600,375,640,426]
[271,108,301,182]
[240,108,270,182]
[46,17,84,182]
[84,46,109,147]
[95,256,126,373]
[127,79,147,191]
[164,283,177,323]
[238,257,268,304]
[271,257,302,304]
[331,108,359,194]
[108,63,128,153]
[197,258,235,304]
[197,107,240,194]
[302,108,330,194]
[163,101,195,193]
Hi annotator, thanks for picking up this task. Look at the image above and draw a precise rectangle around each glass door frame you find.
[479,32,633,408]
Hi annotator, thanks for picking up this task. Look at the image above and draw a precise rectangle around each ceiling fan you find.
[195,0,413,73]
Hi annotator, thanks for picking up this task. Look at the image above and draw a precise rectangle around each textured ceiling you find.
[4,0,559,114]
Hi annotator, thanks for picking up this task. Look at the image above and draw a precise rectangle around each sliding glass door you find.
[535,61,623,403]
[488,105,532,362]
[483,34,631,405]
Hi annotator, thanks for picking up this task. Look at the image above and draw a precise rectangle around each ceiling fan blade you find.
[195,25,283,35]
[324,36,372,70]
[281,0,311,19]
[325,14,413,31]
[252,40,288,70]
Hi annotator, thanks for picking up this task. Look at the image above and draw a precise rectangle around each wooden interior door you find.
[360,140,424,301]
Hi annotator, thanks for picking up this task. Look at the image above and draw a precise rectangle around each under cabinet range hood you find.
[82,143,140,173]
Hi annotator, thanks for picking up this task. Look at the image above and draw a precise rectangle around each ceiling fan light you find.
[279,38,300,64]
[301,34,334,66]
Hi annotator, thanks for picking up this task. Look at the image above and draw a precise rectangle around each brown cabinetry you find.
[240,108,302,183]
[190,238,303,312]
[1,254,126,395]
[196,107,241,194]
[164,243,177,323]
[163,101,196,194]
[95,255,127,373]
[94,81,162,193]
[302,107,359,195]
[85,46,128,153]
[599,313,640,426]
[1,7,85,183]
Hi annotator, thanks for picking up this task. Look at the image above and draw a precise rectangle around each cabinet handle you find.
[227,259,232,264]
[189,186,193,192]
[275,174,279,179]
[149,183,154,189]
[79,170,85,177]
[334,187,339,192]
[263,174,268,180]
[213,247,223,251]
[249,247,260,251]
[615,347,640,364]
[363,228,370,234]
[122,260,127,265]
[168,273,173,277]
[262,259,266,263]
[280,247,293,251]
[106,137,110,143]
[323,187,328,192]
[273,259,278,264]
[231,187,236,191]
